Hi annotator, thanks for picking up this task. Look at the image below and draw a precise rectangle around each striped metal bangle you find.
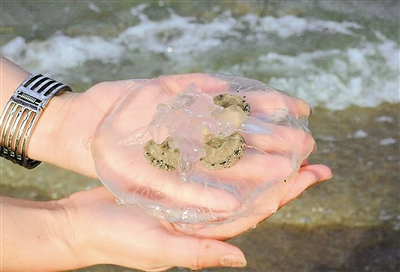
[0,74,72,169]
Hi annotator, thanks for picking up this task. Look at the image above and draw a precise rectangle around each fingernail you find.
[220,254,247,267]
[321,174,334,182]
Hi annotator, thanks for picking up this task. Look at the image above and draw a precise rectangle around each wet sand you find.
[1,103,398,271]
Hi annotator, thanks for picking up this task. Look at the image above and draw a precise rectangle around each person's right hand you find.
[192,162,332,239]
[58,186,247,271]
[55,162,330,271]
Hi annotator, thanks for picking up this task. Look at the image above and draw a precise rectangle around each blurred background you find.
[1,1,399,271]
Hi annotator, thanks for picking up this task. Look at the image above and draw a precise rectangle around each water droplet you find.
[83,137,92,150]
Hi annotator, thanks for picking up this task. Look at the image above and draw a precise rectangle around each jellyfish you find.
[91,74,315,229]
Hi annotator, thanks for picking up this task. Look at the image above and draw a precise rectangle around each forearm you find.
[0,56,73,169]
[0,56,99,177]
[0,196,85,271]
[0,56,31,112]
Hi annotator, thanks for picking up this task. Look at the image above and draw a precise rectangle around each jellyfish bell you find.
[91,74,315,229]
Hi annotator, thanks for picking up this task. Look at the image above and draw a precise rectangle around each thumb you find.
[279,164,332,207]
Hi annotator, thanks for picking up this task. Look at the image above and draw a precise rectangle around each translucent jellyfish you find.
[91,74,315,228]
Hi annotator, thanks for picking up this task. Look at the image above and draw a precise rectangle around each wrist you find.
[29,90,100,177]
[28,90,77,166]
[42,199,87,270]
[1,73,73,168]
[1,56,75,169]
[54,192,108,269]
[0,197,85,271]
[32,80,136,178]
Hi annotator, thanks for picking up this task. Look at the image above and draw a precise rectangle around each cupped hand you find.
[60,186,247,271]
[41,73,331,227]
[192,162,332,239]
[58,162,330,271]
[85,74,321,220]
[39,73,332,270]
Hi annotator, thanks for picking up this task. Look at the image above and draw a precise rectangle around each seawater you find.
[1,1,398,110]
[1,1,399,272]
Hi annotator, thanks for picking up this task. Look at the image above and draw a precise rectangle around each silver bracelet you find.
[0,74,72,169]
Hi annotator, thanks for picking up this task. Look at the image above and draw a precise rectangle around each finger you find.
[301,159,310,167]
[199,149,294,186]
[158,231,247,270]
[243,124,315,158]
[158,74,311,118]
[244,90,311,118]
[302,164,333,183]
[93,146,241,213]
[279,164,332,207]
[193,211,268,240]
[192,165,332,240]
[154,75,314,158]
[184,164,332,240]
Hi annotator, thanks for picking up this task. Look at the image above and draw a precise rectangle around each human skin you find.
[0,56,332,271]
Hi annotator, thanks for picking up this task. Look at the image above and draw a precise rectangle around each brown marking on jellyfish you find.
[143,93,250,171]
[143,137,180,171]
[200,132,246,170]
[213,93,251,116]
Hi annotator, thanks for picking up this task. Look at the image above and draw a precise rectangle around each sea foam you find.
[2,6,398,110]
